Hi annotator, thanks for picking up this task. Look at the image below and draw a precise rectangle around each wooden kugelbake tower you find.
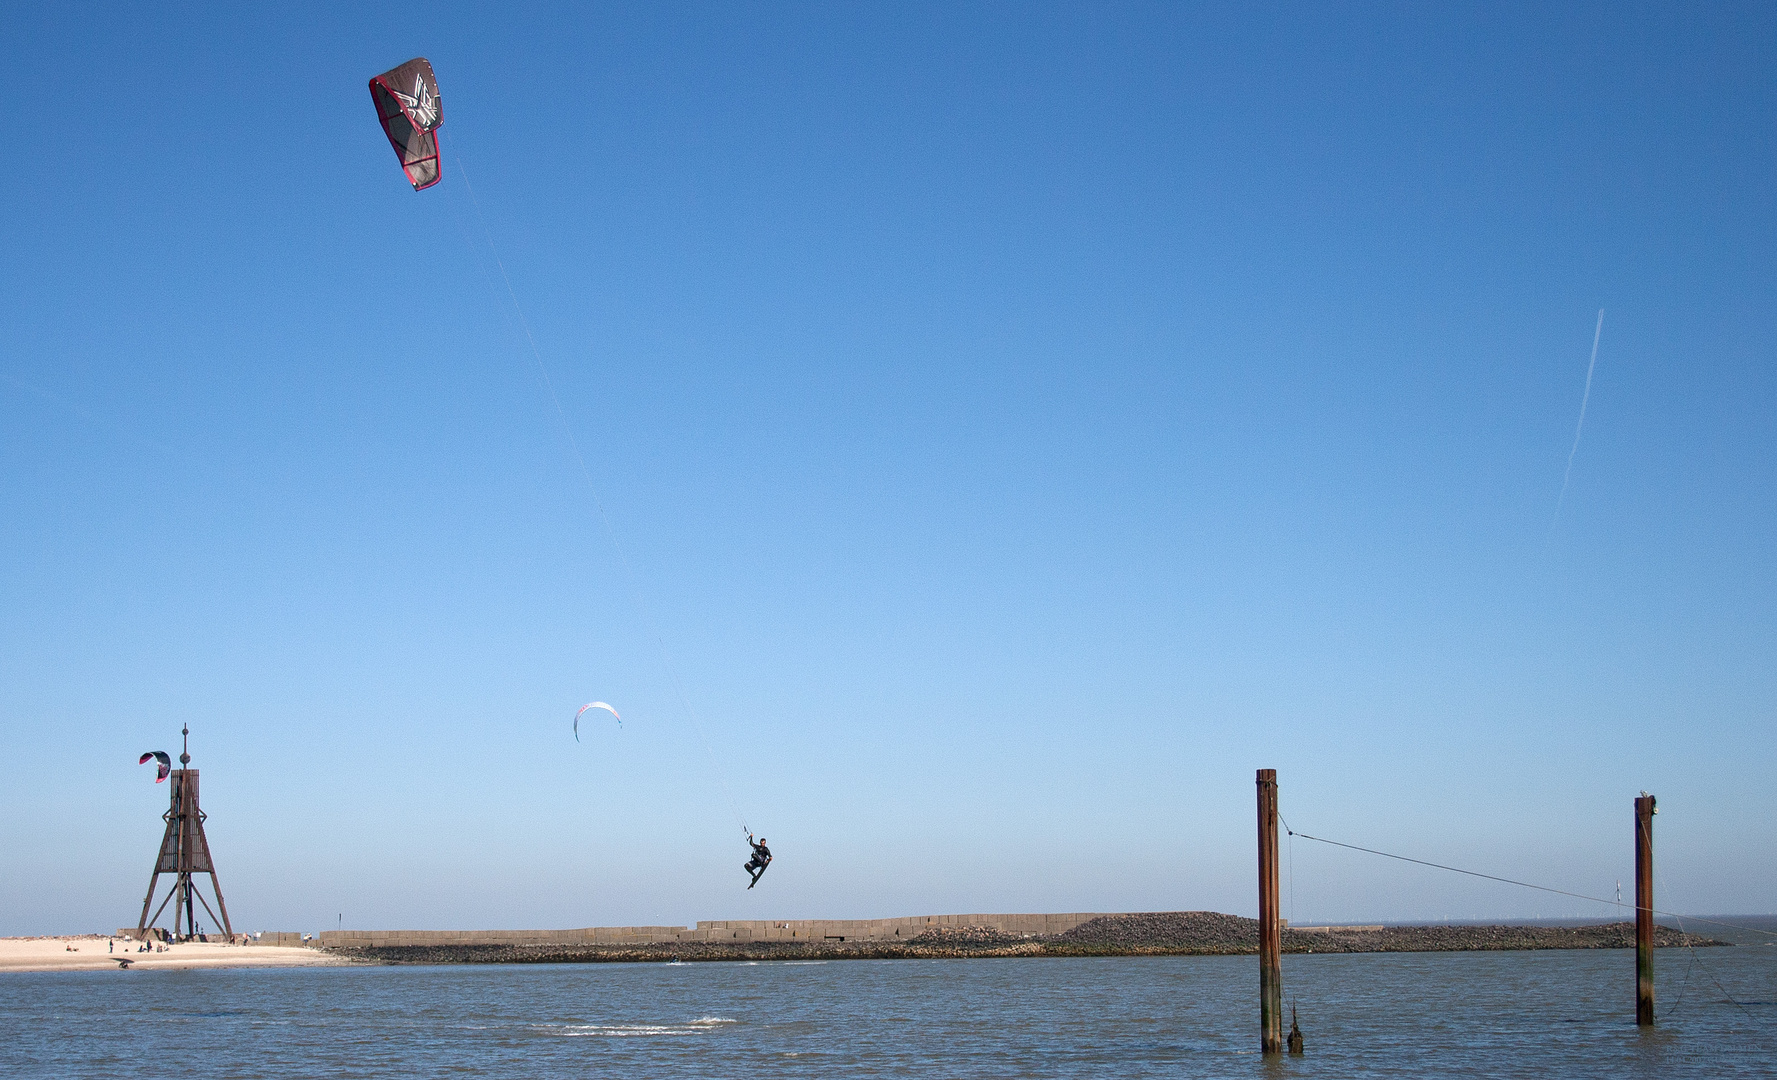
[136,726,234,940]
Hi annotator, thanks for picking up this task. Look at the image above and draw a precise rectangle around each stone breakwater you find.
[324,912,1726,965]
[1058,911,1722,954]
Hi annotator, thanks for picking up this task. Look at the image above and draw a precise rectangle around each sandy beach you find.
[0,935,350,974]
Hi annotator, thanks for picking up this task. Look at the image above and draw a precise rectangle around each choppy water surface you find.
[4,949,1775,1078]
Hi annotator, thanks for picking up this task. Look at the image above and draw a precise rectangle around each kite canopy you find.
[574,702,621,741]
[138,751,172,783]
[368,58,443,191]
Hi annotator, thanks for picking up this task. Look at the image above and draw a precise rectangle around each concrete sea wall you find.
[316,912,1106,949]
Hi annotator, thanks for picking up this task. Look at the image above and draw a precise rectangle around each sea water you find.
[3,948,1774,1078]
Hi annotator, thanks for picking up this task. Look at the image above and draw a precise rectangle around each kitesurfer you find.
[743,834,771,889]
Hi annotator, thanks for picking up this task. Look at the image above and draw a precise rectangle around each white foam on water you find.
[535,1017,738,1038]
[543,1024,695,1038]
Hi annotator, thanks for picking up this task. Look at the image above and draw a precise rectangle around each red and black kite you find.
[138,751,172,783]
[368,58,443,190]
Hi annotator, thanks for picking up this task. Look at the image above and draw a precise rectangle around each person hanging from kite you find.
[743,833,772,889]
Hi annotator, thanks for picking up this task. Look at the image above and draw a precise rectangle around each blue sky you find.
[2,3,1772,935]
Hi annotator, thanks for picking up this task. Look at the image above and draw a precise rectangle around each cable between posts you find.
[1284,827,1777,941]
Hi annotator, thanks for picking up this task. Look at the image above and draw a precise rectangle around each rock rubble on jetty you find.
[326,912,1725,966]
[1057,912,1716,955]
[910,924,1025,946]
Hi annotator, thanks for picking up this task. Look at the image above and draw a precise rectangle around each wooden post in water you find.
[1258,768,1282,1054]
[1635,793,1656,1026]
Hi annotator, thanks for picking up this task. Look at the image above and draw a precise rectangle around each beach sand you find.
[0,935,350,974]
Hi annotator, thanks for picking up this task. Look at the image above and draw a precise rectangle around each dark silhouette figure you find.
[744,835,772,888]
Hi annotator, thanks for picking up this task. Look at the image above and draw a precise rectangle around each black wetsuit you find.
[745,840,772,884]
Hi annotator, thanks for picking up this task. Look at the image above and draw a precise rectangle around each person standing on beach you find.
[744,835,772,888]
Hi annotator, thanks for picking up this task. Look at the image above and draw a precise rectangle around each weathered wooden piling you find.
[1635,793,1656,1026]
[1258,768,1282,1054]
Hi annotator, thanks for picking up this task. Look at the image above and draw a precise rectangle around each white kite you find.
[573,701,621,741]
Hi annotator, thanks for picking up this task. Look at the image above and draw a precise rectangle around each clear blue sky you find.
[2,3,1772,935]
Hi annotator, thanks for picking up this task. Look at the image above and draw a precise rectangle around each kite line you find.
[1552,308,1604,530]
[450,156,754,836]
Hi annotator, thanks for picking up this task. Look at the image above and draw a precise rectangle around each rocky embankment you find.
[1053,912,1720,955]
[327,912,1725,965]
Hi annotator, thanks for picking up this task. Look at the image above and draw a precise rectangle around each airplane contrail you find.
[1552,309,1604,527]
